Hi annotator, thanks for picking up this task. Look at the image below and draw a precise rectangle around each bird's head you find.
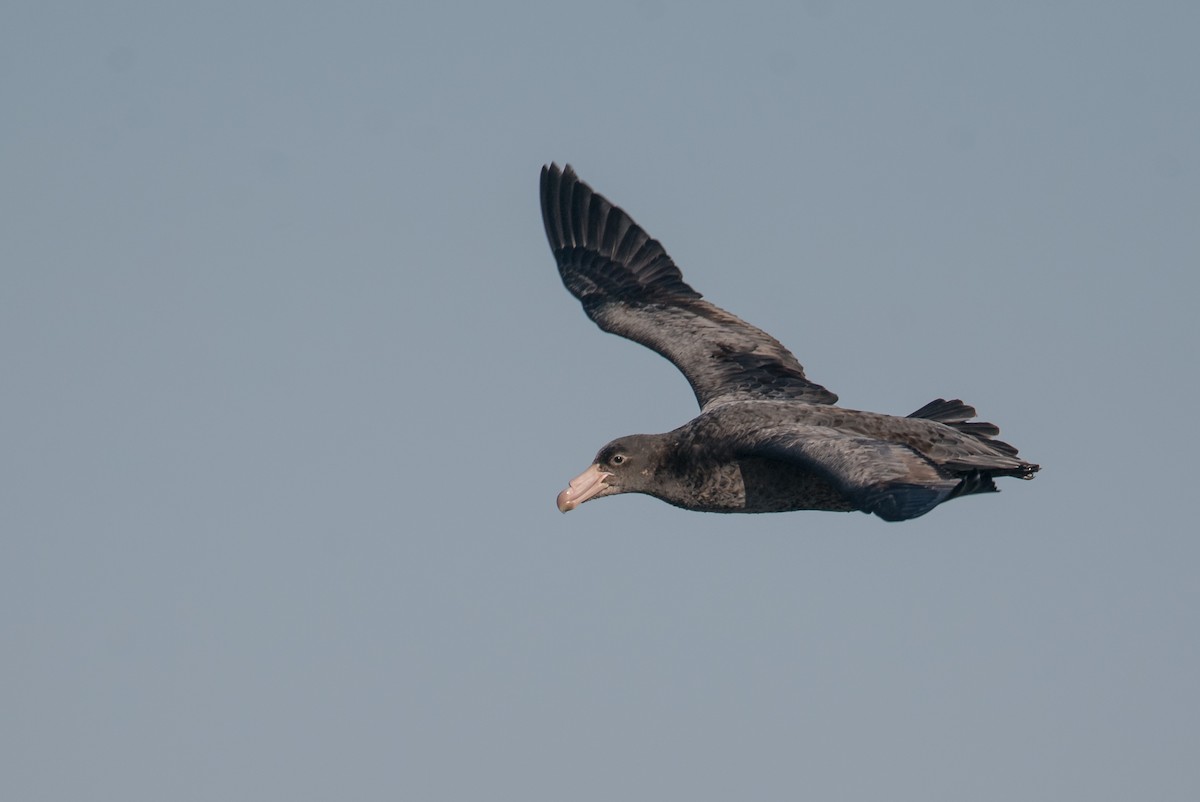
[556,434,668,512]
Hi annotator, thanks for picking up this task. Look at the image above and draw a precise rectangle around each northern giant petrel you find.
[542,163,1038,522]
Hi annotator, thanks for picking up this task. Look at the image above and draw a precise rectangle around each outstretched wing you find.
[734,425,960,521]
[540,163,837,410]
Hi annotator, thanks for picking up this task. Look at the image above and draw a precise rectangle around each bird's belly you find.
[683,457,857,514]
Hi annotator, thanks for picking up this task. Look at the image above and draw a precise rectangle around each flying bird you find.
[541,163,1038,522]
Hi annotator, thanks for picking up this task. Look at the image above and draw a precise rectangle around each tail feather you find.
[908,398,976,422]
[948,469,1001,499]
[908,397,1040,505]
[909,397,1020,456]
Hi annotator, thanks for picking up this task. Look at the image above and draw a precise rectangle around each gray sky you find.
[3,2,1198,800]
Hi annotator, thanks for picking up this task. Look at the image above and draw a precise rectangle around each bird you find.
[540,163,1039,522]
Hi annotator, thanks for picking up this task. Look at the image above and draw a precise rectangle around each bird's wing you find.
[541,163,837,410]
[732,424,960,521]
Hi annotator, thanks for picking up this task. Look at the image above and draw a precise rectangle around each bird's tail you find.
[908,397,1040,481]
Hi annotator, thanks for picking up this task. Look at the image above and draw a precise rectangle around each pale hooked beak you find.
[556,464,613,513]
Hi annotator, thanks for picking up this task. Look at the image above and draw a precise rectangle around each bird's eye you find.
[611,454,626,465]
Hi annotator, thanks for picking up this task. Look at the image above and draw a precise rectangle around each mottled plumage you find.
[542,163,1039,522]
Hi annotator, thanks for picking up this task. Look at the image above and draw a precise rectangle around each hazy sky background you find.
[3,2,1198,800]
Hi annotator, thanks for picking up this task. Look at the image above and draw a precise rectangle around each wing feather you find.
[733,425,960,521]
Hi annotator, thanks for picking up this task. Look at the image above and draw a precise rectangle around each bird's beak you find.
[556,464,613,512]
